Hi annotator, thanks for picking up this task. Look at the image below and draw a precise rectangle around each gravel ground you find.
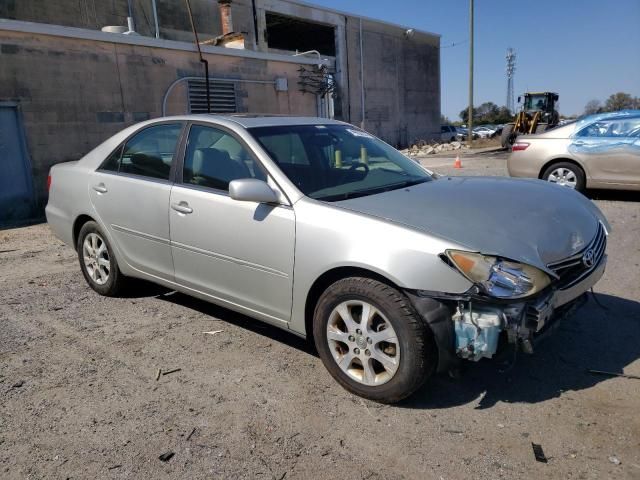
[1,152,639,479]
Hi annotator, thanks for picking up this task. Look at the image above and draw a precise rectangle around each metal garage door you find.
[0,104,34,223]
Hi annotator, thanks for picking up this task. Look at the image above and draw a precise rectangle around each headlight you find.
[446,250,551,299]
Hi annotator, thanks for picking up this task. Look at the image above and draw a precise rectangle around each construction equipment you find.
[501,92,560,148]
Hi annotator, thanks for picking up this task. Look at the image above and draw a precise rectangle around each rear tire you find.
[542,162,586,193]
[313,277,436,403]
[77,221,125,296]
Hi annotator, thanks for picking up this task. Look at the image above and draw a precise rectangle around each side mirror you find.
[229,178,280,204]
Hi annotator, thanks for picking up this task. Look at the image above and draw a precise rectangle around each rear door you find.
[89,122,184,280]
[169,122,295,324]
[572,117,640,186]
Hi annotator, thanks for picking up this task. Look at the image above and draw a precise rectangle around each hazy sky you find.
[315,0,640,120]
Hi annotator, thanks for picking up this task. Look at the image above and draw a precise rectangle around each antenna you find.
[506,48,516,114]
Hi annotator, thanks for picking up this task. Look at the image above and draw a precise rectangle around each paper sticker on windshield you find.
[346,129,374,138]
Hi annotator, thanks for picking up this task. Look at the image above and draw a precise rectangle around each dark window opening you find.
[265,12,336,57]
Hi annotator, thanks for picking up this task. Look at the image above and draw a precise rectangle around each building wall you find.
[0,0,258,45]
[0,0,440,220]
[344,17,440,147]
[0,27,316,216]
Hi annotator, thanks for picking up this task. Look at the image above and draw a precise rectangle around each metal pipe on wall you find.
[150,0,160,38]
[184,0,211,113]
[161,76,278,116]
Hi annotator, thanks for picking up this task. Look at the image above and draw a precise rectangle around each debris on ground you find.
[531,443,548,463]
[155,369,162,381]
[609,456,621,465]
[186,427,196,441]
[162,368,182,376]
[158,451,175,462]
[203,330,224,336]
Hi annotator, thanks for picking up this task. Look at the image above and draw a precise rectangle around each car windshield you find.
[249,124,432,201]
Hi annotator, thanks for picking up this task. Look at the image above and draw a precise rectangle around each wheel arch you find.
[304,266,403,345]
[72,214,97,251]
[539,157,587,181]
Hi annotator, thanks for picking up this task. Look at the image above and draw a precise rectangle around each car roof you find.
[580,110,640,124]
[174,114,348,129]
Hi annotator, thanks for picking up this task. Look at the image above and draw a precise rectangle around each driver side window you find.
[577,118,640,138]
[183,125,265,191]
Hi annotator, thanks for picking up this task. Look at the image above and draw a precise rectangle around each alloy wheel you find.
[82,233,110,285]
[326,300,400,386]
[547,167,577,189]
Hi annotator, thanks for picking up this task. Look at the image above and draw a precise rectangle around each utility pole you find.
[467,0,474,145]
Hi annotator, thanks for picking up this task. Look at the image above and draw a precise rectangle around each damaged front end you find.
[407,222,607,371]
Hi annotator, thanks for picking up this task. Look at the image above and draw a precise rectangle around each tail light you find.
[47,174,52,191]
[512,142,530,151]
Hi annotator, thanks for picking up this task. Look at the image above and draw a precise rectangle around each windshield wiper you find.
[316,178,429,202]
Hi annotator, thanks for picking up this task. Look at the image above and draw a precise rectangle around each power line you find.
[440,39,468,49]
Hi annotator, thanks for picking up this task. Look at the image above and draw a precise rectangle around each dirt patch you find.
[1,161,639,479]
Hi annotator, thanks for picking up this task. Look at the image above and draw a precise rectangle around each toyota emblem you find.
[582,249,595,268]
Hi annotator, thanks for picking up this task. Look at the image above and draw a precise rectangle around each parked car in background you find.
[47,115,609,403]
[473,126,497,138]
[455,128,479,141]
[508,110,640,192]
[440,125,458,142]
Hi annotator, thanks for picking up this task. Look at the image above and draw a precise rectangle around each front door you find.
[572,117,640,186]
[169,123,295,324]
[89,122,184,281]
[0,105,34,222]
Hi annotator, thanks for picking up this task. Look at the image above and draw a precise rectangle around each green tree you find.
[604,92,638,112]
[459,103,513,124]
[459,106,477,124]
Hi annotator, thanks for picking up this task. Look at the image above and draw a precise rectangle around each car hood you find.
[334,176,609,272]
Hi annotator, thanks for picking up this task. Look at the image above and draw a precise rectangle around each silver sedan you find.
[508,110,640,192]
[47,115,609,403]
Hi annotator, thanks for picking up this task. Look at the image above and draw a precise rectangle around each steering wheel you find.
[339,161,369,182]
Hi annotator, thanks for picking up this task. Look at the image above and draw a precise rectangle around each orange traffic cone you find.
[454,155,462,169]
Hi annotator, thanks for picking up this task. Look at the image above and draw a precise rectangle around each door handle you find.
[92,183,108,194]
[171,201,193,214]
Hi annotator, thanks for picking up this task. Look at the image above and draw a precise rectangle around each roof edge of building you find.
[276,0,441,39]
[0,18,332,66]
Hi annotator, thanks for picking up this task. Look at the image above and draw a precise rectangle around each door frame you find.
[0,101,36,219]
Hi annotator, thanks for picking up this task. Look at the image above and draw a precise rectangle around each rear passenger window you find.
[117,124,182,180]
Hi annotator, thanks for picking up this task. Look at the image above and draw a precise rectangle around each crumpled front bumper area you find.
[408,254,607,371]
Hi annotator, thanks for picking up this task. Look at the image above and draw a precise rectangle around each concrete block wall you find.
[0,0,258,46]
[0,28,316,213]
[344,17,440,147]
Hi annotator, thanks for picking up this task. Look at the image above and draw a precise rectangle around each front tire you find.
[313,277,436,403]
[77,221,125,296]
[501,124,515,148]
[542,162,586,192]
